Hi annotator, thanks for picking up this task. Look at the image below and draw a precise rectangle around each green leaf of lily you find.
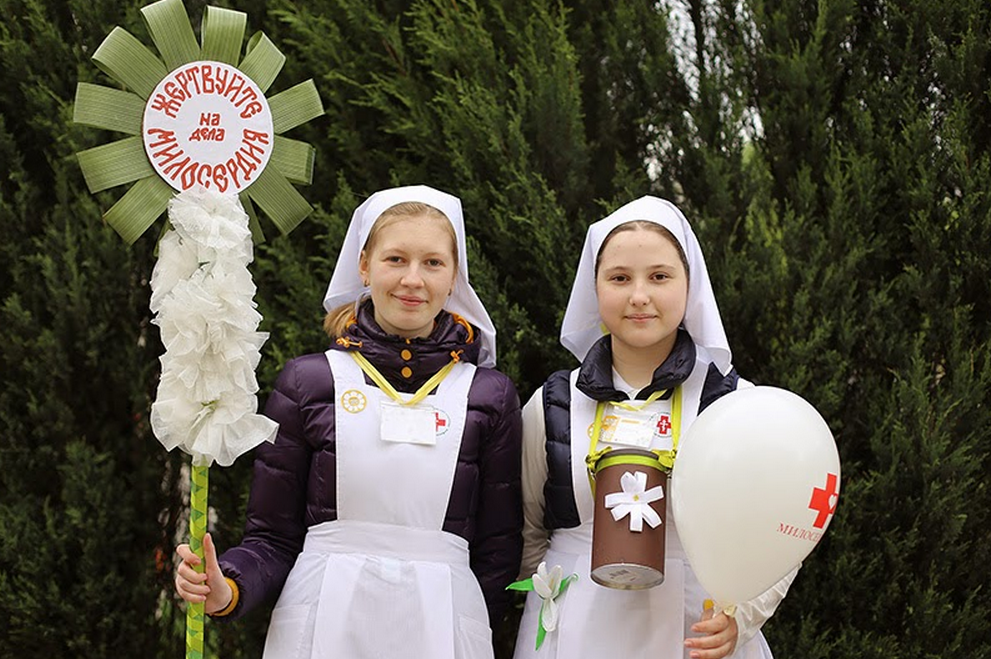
[505,577,534,592]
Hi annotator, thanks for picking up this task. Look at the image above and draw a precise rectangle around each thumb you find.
[701,599,715,622]
[202,532,224,579]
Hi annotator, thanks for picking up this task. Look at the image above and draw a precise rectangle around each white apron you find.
[515,354,774,659]
[263,350,493,659]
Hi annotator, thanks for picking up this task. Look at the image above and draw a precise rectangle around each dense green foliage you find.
[1,0,988,657]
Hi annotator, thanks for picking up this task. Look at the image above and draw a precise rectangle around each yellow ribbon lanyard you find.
[349,351,458,406]
[585,387,683,495]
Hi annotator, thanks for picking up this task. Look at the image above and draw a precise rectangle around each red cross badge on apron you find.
[434,410,451,436]
[655,413,672,437]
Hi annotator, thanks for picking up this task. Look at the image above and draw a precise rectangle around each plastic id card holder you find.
[605,407,655,449]
[379,400,437,446]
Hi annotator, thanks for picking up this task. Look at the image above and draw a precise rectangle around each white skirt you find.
[263,520,493,659]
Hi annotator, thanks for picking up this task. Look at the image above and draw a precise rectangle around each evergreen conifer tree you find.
[0,0,184,655]
[1,1,988,657]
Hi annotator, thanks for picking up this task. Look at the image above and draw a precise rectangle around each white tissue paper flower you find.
[149,186,277,467]
[533,562,566,632]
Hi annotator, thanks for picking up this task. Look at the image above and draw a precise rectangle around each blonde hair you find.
[324,202,456,339]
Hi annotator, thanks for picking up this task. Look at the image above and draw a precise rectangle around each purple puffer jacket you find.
[218,301,523,626]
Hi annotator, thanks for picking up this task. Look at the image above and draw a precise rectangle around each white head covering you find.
[559,196,732,373]
[323,185,498,368]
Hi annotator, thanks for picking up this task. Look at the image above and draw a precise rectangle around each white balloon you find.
[670,386,840,605]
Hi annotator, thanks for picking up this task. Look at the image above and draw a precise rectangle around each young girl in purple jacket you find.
[174,185,523,659]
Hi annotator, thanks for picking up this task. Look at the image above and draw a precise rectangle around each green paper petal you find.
[246,167,312,235]
[239,31,285,93]
[535,610,547,650]
[141,0,200,70]
[77,136,153,193]
[93,27,168,100]
[73,83,144,135]
[201,6,246,66]
[239,192,266,243]
[102,176,173,244]
[269,80,324,134]
[272,136,316,185]
[506,578,535,592]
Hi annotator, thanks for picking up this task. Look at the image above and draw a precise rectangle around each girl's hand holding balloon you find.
[684,599,739,659]
[174,532,233,615]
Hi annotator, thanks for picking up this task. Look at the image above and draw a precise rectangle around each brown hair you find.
[594,220,689,281]
[323,201,456,339]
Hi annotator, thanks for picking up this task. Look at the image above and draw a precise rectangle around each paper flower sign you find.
[72,2,322,658]
[149,187,278,469]
[507,562,578,650]
[73,0,323,244]
[143,61,274,194]
[604,471,664,532]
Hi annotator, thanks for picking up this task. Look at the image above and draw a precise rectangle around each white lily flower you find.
[533,562,565,632]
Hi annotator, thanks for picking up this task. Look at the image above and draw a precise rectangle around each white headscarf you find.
[322,185,498,368]
[559,196,732,373]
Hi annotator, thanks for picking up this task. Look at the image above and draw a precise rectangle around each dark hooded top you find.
[217,300,523,625]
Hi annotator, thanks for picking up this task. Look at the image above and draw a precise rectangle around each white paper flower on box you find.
[604,471,665,532]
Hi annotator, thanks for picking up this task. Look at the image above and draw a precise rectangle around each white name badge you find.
[603,407,655,449]
[380,401,438,446]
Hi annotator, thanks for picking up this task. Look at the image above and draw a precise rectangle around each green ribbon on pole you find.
[272,136,317,185]
[269,80,325,134]
[246,164,314,236]
[76,136,154,193]
[73,6,323,659]
[75,0,322,244]
[92,27,168,100]
[186,462,209,659]
[240,32,285,92]
[73,83,144,135]
[200,6,246,66]
[142,0,200,70]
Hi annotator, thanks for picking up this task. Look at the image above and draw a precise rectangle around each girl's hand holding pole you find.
[175,532,233,615]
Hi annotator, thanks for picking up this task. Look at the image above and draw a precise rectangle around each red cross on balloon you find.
[808,473,839,528]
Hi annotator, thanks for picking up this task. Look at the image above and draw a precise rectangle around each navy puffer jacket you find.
[218,301,523,625]
[542,330,740,529]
